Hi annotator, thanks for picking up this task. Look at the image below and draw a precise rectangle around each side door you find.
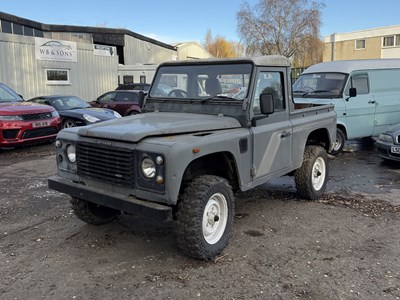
[114,92,137,116]
[343,72,376,138]
[370,69,400,136]
[96,92,116,109]
[251,68,293,182]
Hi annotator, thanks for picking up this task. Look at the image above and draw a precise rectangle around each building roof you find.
[0,11,176,50]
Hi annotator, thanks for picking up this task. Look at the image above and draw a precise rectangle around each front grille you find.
[2,129,19,139]
[22,112,53,121]
[76,142,135,187]
[22,127,58,139]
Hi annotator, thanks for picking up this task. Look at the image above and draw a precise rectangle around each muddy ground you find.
[0,139,399,300]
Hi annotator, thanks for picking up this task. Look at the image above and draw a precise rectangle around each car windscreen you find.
[293,73,348,98]
[52,96,90,110]
[149,63,252,101]
[0,84,23,103]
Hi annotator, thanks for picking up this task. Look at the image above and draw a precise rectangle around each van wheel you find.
[63,119,77,129]
[295,146,328,200]
[176,175,234,260]
[330,128,345,155]
[70,197,119,225]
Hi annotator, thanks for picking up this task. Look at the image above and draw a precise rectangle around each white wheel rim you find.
[202,192,228,245]
[312,157,326,191]
[333,133,342,151]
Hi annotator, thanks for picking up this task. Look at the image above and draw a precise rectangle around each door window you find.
[345,73,369,95]
[253,71,285,114]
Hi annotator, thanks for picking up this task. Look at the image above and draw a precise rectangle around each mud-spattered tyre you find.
[295,146,328,200]
[330,128,345,155]
[70,197,120,225]
[176,175,234,260]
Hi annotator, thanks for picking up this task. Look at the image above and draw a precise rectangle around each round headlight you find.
[141,157,156,178]
[66,144,76,163]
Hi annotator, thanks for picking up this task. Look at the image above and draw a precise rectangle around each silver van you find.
[293,59,400,154]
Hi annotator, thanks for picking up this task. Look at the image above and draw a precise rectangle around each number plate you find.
[391,146,400,154]
[32,121,50,128]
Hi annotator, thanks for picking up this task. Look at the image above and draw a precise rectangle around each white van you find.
[293,59,400,154]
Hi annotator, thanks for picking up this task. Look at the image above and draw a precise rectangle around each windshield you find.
[0,83,23,103]
[293,73,348,98]
[149,63,252,101]
[51,96,90,110]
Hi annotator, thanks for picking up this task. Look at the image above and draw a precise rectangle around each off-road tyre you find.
[330,128,345,155]
[295,145,329,200]
[70,197,119,225]
[176,175,234,260]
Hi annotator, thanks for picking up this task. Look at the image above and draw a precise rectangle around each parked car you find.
[90,90,144,116]
[27,95,121,129]
[376,124,400,162]
[116,83,150,92]
[0,83,61,148]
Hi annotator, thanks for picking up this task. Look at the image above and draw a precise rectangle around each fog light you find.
[156,156,164,165]
[55,140,62,148]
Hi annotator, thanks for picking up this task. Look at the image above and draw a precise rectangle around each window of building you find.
[123,75,133,84]
[34,29,44,37]
[1,20,12,33]
[355,39,366,50]
[13,23,23,35]
[46,69,70,85]
[140,75,146,83]
[382,35,400,47]
[23,26,34,36]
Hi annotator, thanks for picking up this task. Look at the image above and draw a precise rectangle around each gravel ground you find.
[0,140,399,300]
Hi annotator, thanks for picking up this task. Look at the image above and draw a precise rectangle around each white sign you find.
[94,44,115,57]
[35,37,77,62]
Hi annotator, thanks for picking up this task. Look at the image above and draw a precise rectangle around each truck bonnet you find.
[75,112,242,142]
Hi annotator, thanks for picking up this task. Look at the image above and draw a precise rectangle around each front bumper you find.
[48,175,172,220]
[376,141,400,162]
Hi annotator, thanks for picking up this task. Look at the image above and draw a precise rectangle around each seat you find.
[205,77,222,96]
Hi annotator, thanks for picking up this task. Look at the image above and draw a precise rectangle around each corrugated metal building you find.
[0,12,211,100]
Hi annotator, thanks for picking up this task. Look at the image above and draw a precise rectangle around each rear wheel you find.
[295,146,328,200]
[70,197,119,225]
[176,175,234,260]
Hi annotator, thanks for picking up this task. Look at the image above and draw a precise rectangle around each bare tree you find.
[237,0,324,58]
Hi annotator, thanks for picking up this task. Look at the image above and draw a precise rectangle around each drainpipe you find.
[330,33,336,61]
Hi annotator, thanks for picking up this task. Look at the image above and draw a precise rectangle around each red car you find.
[90,90,144,116]
[0,83,61,148]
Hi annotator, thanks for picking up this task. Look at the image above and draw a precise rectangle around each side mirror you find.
[260,93,275,115]
[349,87,357,98]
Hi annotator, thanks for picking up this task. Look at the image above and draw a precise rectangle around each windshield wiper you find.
[200,95,237,104]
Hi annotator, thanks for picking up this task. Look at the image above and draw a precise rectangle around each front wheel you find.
[62,118,77,129]
[175,175,234,260]
[330,128,345,155]
[70,197,120,225]
[295,146,329,200]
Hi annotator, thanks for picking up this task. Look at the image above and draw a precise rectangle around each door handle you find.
[368,100,376,104]
[281,131,291,138]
